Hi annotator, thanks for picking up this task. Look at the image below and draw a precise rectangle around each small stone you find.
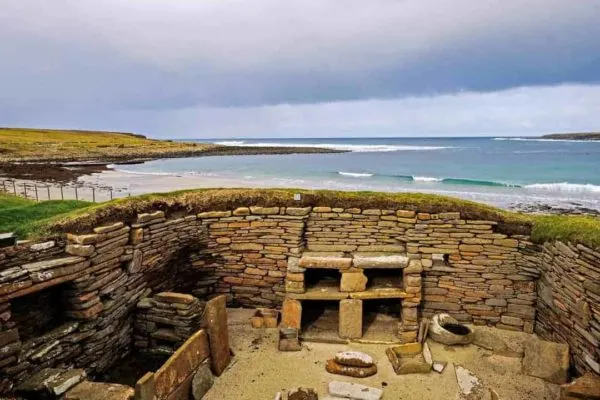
[326,359,377,378]
[433,361,447,373]
[328,381,383,400]
[250,316,264,329]
[340,272,367,292]
[281,299,302,329]
[334,351,374,367]
[560,373,600,399]
[192,362,214,400]
[288,387,318,400]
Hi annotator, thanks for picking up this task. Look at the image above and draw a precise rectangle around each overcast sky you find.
[1,0,599,138]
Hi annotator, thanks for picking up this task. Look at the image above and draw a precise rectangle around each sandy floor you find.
[205,309,560,400]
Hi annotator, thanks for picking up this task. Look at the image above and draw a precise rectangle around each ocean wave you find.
[412,176,442,182]
[524,183,600,193]
[338,171,374,177]
[213,141,455,152]
[110,166,217,178]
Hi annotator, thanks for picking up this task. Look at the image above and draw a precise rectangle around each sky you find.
[1,0,599,138]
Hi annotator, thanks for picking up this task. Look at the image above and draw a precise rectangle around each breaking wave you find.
[524,183,600,193]
[213,141,455,152]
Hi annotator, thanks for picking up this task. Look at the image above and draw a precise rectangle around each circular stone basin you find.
[429,314,475,345]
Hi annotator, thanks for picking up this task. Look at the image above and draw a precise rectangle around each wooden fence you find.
[0,179,130,203]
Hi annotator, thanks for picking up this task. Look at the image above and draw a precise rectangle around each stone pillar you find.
[339,299,362,339]
[400,259,422,343]
[281,299,302,330]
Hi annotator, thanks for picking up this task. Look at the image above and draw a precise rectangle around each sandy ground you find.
[204,309,560,400]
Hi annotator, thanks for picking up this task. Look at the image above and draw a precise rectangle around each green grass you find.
[0,194,91,238]
[2,189,599,249]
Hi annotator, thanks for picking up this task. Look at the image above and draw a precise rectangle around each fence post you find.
[13,181,16,195]
[24,184,28,199]
[92,187,96,203]
[34,184,39,201]
[75,186,78,200]
[2,180,5,192]
[47,186,51,200]
[60,185,64,200]
[110,189,113,200]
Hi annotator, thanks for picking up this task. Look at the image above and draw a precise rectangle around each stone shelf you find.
[288,282,411,301]
[298,251,408,270]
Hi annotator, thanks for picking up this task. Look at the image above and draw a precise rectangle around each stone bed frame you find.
[0,203,599,396]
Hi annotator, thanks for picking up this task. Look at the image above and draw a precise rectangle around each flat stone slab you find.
[64,381,134,400]
[289,286,349,300]
[328,381,383,400]
[326,359,377,378]
[455,365,484,399]
[334,351,374,367]
[560,373,600,399]
[299,254,352,269]
[352,253,409,269]
[522,337,569,384]
[349,288,412,299]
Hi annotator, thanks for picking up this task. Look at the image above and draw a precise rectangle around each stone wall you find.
[535,241,600,375]
[0,200,599,394]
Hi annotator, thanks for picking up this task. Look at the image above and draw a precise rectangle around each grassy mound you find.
[0,194,91,238]
[2,189,599,249]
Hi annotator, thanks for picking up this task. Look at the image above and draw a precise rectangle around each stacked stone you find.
[133,292,203,355]
[413,212,537,333]
[305,207,407,252]
[199,206,310,308]
[536,241,600,375]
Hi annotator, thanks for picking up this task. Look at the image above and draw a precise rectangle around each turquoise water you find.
[113,137,600,210]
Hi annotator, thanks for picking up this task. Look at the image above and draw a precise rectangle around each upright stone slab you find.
[281,299,302,329]
[202,295,231,376]
[339,299,362,339]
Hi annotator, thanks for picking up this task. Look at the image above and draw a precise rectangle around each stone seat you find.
[352,253,409,269]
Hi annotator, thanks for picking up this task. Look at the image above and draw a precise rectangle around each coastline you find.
[67,169,598,215]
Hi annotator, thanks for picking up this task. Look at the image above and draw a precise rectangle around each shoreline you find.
[2,168,590,216]
[0,145,343,183]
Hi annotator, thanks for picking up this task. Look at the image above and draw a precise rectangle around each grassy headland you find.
[0,127,341,182]
[4,188,598,249]
[541,132,600,140]
[0,127,339,163]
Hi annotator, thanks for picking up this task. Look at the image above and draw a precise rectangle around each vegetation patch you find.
[0,194,91,238]
[531,215,600,249]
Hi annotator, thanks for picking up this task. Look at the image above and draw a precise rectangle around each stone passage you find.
[282,251,421,342]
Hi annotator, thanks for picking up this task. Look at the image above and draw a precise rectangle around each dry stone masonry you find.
[0,200,599,396]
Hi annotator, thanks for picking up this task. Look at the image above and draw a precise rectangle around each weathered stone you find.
[326,359,377,378]
[288,387,318,400]
[250,206,280,215]
[154,330,210,399]
[429,313,474,345]
[67,233,99,245]
[340,272,367,292]
[202,295,231,376]
[22,256,86,272]
[281,299,302,329]
[232,207,250,216]
[300,255,352,269]
[279,328,301,351]
[134,372,155,400]
[455,365,484,399]
[286,207,312,216]
[386,343,431,374]
[192,361,214,400]
[328,381,383,400]
[352,253,409,269]
[522,338,569,384]
[334,351,374,367]
[66,244,95,257]
[0,328,19,347]
[339,299,362,339]
[64,381,135,400]
[30,241,55,251]
[137,211,165,223]
[560,373,600,400]
[198,211,232,218]
[16,368,86,398]
[155,292,196,304]
[472,328,522,357]
[93,222,125,234]
[231,242,263,251]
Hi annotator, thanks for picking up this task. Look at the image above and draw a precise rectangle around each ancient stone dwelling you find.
[0,193,599,397]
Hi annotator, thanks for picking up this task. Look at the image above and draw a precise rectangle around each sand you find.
[204,309,560,400]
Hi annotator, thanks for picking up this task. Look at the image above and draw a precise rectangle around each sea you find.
[111,137,600,212]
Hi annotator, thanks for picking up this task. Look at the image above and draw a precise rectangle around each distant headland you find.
[541,132,600,140]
